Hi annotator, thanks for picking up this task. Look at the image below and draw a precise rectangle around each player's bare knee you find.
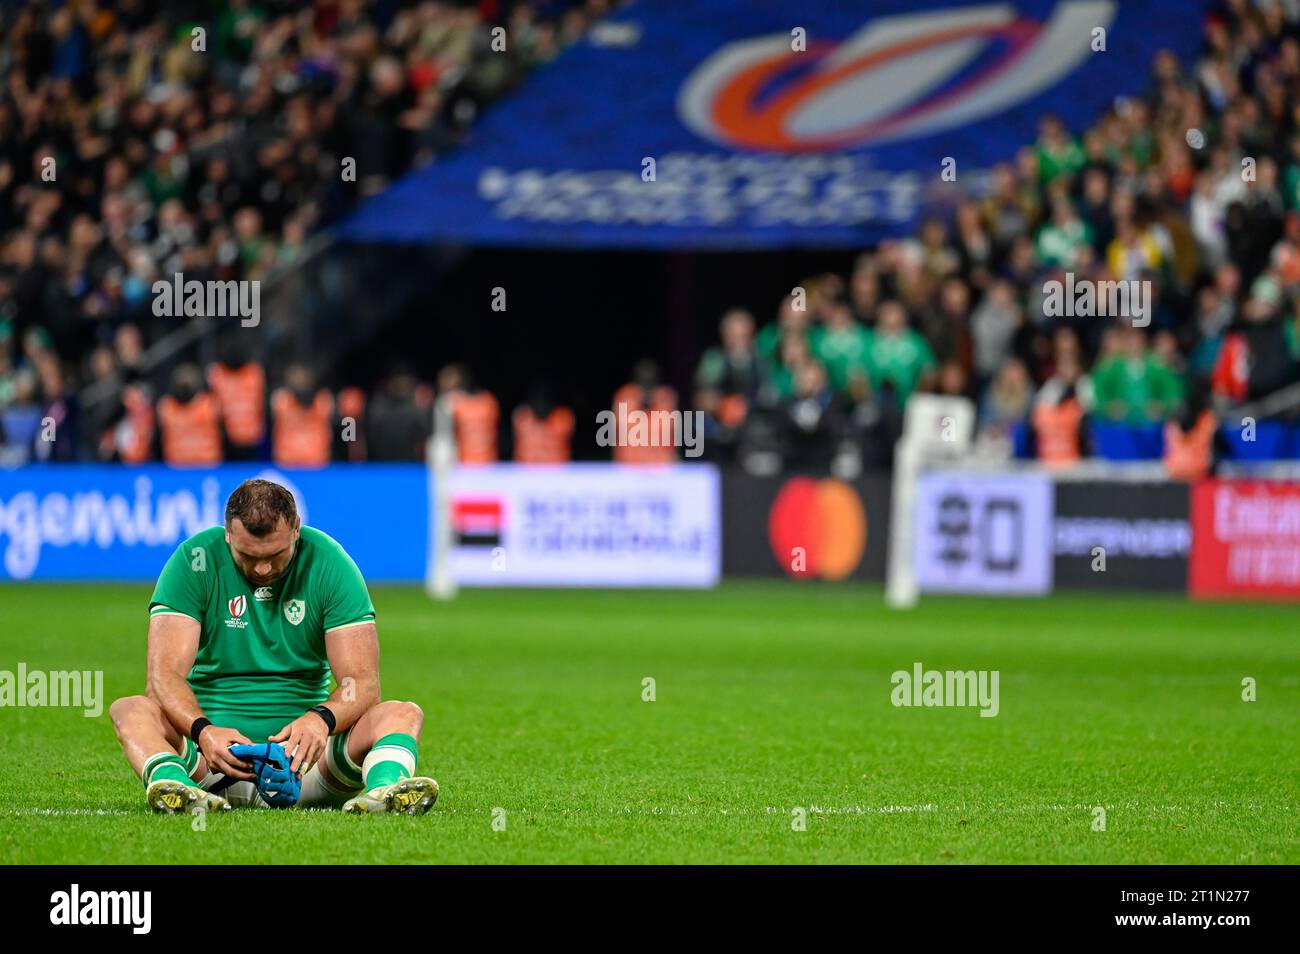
[373,699,423,735]
[401,700,424,734]
[109,694,158,734]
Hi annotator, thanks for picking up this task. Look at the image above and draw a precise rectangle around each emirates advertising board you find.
[1190,480,1300,600]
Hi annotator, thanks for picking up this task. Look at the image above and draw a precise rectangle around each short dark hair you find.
[225,479,298,535]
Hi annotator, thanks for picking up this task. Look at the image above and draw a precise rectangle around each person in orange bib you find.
[271,363,334,468]
[612,360,678,465]
[336,386,367,462]
[1031,387,1085,468]
[438,364,499,465]
[117,382,156,464]
[208,341,267,460]
[157,364,222,467]
[513,385,574,464]
[1164,384,1219,481]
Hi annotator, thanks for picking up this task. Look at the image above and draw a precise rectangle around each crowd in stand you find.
[685,1,1300,476]
[0,0,605,463]
[5,0,1300,474]
[0,319,581,467]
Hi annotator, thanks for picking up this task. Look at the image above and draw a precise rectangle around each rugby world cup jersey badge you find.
[226,595,249,629]
[284,599,305,626]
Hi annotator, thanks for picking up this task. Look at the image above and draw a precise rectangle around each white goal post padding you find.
[886,394,976,609]
[425,394,458,600]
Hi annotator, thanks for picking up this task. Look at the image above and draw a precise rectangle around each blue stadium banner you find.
[337,0,1208,249]
[0,465,429,582]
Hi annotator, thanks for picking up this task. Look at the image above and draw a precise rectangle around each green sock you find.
[142,752,192,789]
[362,733,419,792]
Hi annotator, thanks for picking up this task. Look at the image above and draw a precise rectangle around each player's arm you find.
[270,621,379,774]
[146,612,254,780]
[319,622,381,741]
[322,621,381,730]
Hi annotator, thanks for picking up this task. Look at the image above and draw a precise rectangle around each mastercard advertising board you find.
[721,473,891,581]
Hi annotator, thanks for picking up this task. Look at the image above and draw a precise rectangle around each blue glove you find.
[228,742,301,808]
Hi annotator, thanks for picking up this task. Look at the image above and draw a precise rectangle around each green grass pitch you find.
[0,581,1295,864]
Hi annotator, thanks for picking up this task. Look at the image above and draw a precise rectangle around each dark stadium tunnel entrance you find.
[375,246,864,462]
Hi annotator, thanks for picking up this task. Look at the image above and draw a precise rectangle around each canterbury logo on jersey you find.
[253,586,273,601]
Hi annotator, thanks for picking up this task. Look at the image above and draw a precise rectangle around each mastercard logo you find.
[768,477,866,580]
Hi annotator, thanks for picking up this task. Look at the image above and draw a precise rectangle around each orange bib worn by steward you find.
[513,405,574,464]
[611,383,678,465]
[118,384,155,464]
[337,387,367,462]
[1164,410,1216,481]
[452,390,499,464]
[157,393,222,466]
[1032,398,1083,468]
[208,362,266,448]
[272,388,334,467]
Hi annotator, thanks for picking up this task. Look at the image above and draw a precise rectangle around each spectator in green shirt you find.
[814,301,872,402]
[866,301,937,408]
[1091,324,1185,423]
[1283,134,1300,210]
[693,308,760,429]
[695,309,759,398]
[762,333,814,406]
[756,294,818,369]
[1034,114,1086,185]
[1035,198,1095,269]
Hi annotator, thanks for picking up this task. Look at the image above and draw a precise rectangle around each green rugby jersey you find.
[149,525,375,740]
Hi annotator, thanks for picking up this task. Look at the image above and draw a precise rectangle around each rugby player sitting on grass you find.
[110,478,439,815]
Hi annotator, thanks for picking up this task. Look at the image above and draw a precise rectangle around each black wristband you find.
[309,705,336,735]
[189,717,212,744]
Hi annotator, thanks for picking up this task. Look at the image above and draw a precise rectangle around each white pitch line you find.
[1,805,938,818]
[7,801,1295,818]
[4,808,133,816]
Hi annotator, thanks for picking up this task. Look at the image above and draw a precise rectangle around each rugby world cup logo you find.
[228,595,246,619]
[678,1,1116,151]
